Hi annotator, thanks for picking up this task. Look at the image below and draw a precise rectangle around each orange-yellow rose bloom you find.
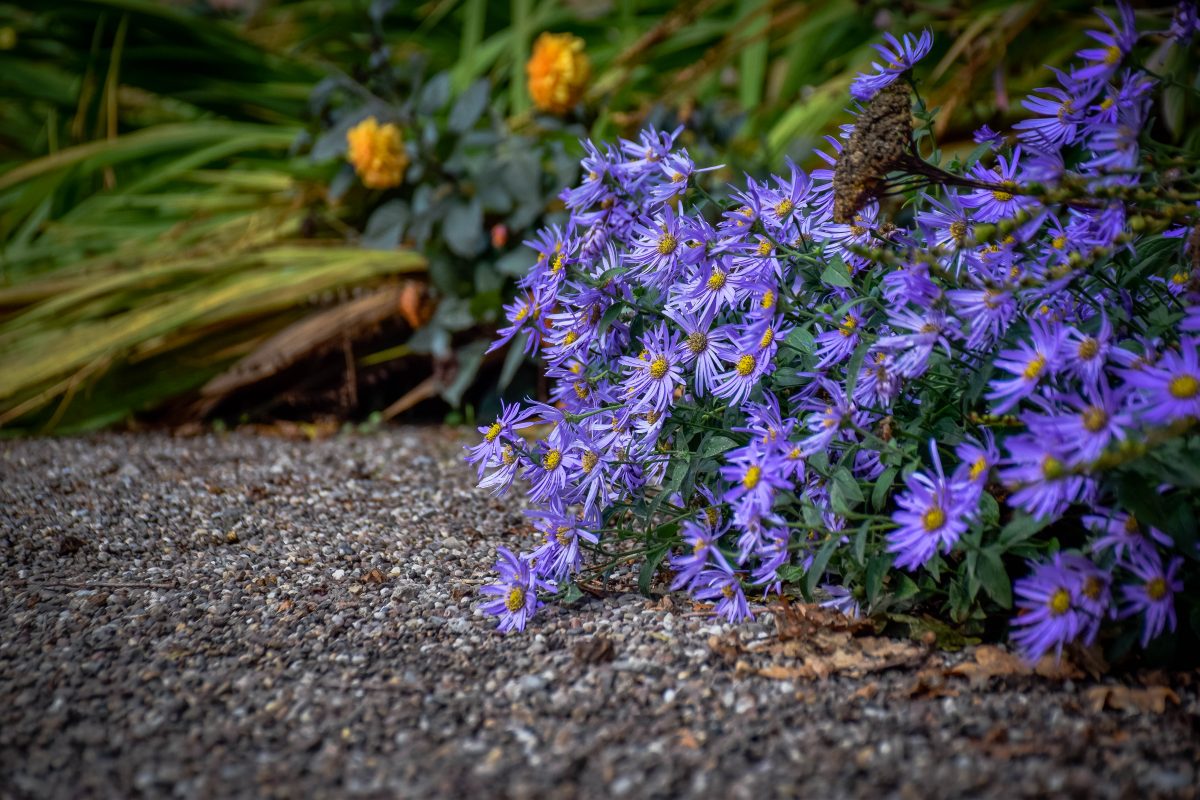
[526,32,590,115]
[346,116,408,189]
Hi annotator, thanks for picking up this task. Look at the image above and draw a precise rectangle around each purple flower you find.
[618,324,686,414]
[999,433,1090,520]
[692,565,754,622]
[887,441,976,571]
[960,147,1036,222]
[1120,337,1200,425]
[1071,2,1138,84]
[814,309,864,368]
[1118,548,1184,647]
[1013,83,1082,147]
[465,400,529,478]
[1023,380,1133,465]
[948,286,1018,351]
[987,320,1065,413]
[1011,553,1106,661]
[850,30,934,102]
[1084,508,1175,560]
[480,547,555,633]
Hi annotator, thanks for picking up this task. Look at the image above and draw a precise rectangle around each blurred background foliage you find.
[0,0,1134,434]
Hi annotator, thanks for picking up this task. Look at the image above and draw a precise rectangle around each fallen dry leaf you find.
[573,635,616,665]
[364,568,386,585]
[1083,685,1180,714]
[949,645,1082,686]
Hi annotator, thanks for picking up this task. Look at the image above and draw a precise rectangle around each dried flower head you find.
[833,80,913,223]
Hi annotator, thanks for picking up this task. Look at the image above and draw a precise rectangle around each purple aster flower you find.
[625,204,688,290]
[562,139,618,211]
[998,433,1090,520]
[1011,553,1101,661]
[1118,548,1184,647]
[670,514,733,590]
[948,286,1018,351]
[712,340,772,407]
[528,510,600,582]
[1167,1,1200,44]
[973,124,1005,147]
[960,148,1036,222]
[720,443,792,515]
[1062,314,1113,386]
[850,29,934,102]
[819,584,862,619]
[672,256,738,318]
[987,319,1065,413]
[951,429,1000,491]
[618,324,686,414]
[1071,2,1138,84]
[887,441,976,571]
[875,306,958,379]
[1013,80,1083,147]
[1119,337,1200,424]
[1085,508,1175,560]
[1023,380,1133,465]
[479,547,555,633]
[692,565,754,622]
[524,429,579,504]
[465,399,529,478]
[814,308,864,368]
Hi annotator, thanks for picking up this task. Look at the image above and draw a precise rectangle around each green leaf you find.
[830,467,864,514]
[595,301,628,339]
[418,72,452,115]
[443,198,486,258]
[871,467,897,511]
[976,548,1012,609]
[805,534,840,597]
[559,581,585,605]
[638,545,670,597]
[998,513,1048,547]
[361,200,408,250]
[865,554,888,605]
[842,336,872,399]
[701,435,740,459]
[853,521,868,565]
[819,257,853,288]
[497,333,527,391]
[448,79,491,133]
[441,340,488,407]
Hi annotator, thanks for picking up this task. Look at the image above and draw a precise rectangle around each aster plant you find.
[470,2,1200,664]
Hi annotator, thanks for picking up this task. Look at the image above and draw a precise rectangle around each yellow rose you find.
[526,32,590,115]
[346,117,408,190]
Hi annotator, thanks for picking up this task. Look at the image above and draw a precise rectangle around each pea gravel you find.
[2,429,1198,800]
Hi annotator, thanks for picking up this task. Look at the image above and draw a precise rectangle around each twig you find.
[39,581,178,591]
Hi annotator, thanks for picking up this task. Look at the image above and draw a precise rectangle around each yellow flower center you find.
[581,450,599,473]
[775,198,794,218]
[839,314,858,337]
[485,422,502,442]
[1171,271,1189,285]
[501,445,516,466]
[922,506,946,532]
[649,356,669,380]
[991,181,1017,202]
[564,330,578,345]
[1100,97,1115,111]
[1077,337,1099,360]
[542,449,562,470]
[706,268,727,291]
[703,506,721,527]
[1124,514,1140,534]
[761,289,776,310]
[1022,354,1046,381]
[757,239,772,257]
[949,220,967,242]
[736,354,756,376]
[1049,588,1070,615]
[721,584,736,599]
[1083,576,1105,600]
[1146,577,1167,601]
[1052,235,1068,250]
[550,252,565,273]
[1103,44,1122,65]
[1041,455,1065,480]
[969,456,988,482]
[505,586,526,612]
[658,233,678,255]
[574,381,590,400]
[759,328,775,349]
[514,304,530,322]
[1081,406,1108,433]
[686,331,708,354]
[1169,374,1199,399]
[743,466,762,490]
[850,224,867,237]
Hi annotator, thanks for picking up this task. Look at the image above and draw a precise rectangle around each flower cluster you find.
[471,2,1199,660]
[346,116,408,189]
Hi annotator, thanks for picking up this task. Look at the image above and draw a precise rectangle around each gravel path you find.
[2,429,1198,799]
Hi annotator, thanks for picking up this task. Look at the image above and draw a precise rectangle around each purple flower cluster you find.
[471,2,1198,655]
